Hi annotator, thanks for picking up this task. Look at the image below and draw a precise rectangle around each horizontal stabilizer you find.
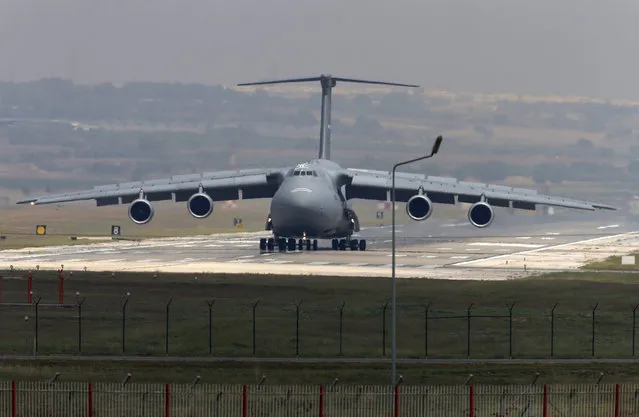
[238,75,419,88]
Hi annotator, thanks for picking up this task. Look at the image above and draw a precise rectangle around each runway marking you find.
[452,231,639,266]
[546,232,560,235]
[466,248,481,251]
[515,236,532,240]
[238,255,256,259]
[541,237,555,240]
[451,256,469,259]
[135,259,161,263]
[421,255,437,259]
[387,254,407,257]
[345,263,369,266]
[437,247,453,251]
[494,249,511,252]
[307,261,331,266]
[266,260,293,264]
[468,242,545,248]
[233,244,253,247]
[598,224,620,230]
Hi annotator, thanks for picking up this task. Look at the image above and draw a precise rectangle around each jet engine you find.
[128,198,155,224]
[406,194,433,221]
[187,192,214,219]
[468,201,494,228]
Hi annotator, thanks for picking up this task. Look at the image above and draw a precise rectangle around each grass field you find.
[3,269,639,384]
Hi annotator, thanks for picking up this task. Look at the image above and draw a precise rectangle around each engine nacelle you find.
[406,194,433,221]
[468,201,494,228]
[187,192,214,219]
[128,198,154,224]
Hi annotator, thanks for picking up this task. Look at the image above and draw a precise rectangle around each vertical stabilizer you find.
[238,75,419,160]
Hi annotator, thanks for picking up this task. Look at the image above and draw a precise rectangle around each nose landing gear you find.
[331,238,366,251]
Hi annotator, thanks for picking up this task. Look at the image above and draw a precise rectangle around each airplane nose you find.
[270,184,332,237]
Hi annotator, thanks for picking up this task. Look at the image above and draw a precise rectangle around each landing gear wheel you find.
[332,239,339,251]
[312,240,318,251]
[278,238,286,252]
[259,238,267,251]
[287,238,296,251]
[298,239,304,250]
[359,239,367,251]
[306,240,311,250]
[339,239,346,251]
[349,239,358,251]
[267,238,275,251]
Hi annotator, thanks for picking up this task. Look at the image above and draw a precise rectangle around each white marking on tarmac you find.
[598,224,620,230]
[451,256,469,259]
[422,255,437,259]
[452,231,639,266]
[136,259,160,263]
[437,247,453,251]
[345,263,369,266]
[468,242,545,248]
[516,236,531,240]
[546,232,560,235]
[541,237,555,240]
[307,261,331,266]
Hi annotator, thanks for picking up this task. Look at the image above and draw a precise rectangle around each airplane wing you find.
[344,168,616,211]
[17,168,289,206]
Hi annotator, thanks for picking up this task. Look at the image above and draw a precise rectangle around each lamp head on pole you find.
[431,135,443,156]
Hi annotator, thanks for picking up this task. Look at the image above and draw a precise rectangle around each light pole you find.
[391,135,442,385]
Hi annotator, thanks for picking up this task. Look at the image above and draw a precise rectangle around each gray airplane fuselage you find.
[269,159,356,239]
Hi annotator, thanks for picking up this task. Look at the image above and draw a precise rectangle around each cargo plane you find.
[18,75,616,252]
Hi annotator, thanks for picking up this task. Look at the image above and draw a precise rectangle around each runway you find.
[0,212,637,279]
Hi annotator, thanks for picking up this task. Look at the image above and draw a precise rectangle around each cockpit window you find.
[292,169,317,177]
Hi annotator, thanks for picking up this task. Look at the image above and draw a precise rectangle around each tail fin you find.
[238,75,419,160]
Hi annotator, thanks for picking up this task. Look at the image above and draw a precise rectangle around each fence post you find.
[592,302,599,357]
[508,303,515,358]
[165,383,170,417]
[11,380,16,417]
[252,301,259,357]
[382,302,389,356]
[207,300,215,355]
[339,302,345,356]
[616,384,620,417]
[467,303,474,359]
[295,300,303,357]
[27,272,32,304]
[165,297,172,355]
[88,383,93,417]
[319,385,324,417]
[469,385,474,417]
[394,384,399,417]
[543,384,548,417]
[58,269,64,305]
[633,304,638,357]
[424,302,431,358]
[243,384,248,417]
[550,303,558,357]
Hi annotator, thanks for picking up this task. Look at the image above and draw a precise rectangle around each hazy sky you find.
[1,0,638,99]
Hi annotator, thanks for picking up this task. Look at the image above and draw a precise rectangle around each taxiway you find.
[0,212,636,279]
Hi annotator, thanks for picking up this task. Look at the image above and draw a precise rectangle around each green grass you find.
[3,270,639,383]
[582,253,639,271]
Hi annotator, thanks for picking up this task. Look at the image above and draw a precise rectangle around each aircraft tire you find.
[339,239,346,251]
[298,239,304,250]
[267,238,275,251]
[305,240,311,250]
[287,238,296,251]
[278,238,286,252]
[312,240,318,250]
[349,239,358,251]
[259,238,267,251]
[359,239,366,251]
[332,239,339,250]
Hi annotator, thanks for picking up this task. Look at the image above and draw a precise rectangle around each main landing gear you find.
[259,237,319,252]
[331,238,366,251]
